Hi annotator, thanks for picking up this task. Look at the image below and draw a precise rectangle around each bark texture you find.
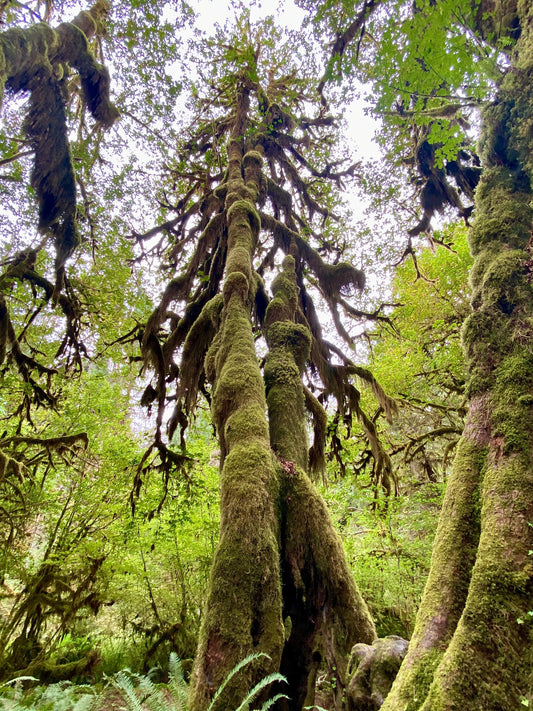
[382,2,533,708]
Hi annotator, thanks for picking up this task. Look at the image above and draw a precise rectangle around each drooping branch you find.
[0,0,118,296]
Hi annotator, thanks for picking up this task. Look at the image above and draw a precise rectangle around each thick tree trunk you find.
[188,129,285,711]
[190,191,376,708]
[382,4,533,708]
[265,256,376,711]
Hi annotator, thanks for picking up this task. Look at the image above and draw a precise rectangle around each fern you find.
[137,674,168,711]
[235,672,288,711]
[168,653,188,710]
[112,670,145,711]
[208,652,271,711]
[256,692,290,711]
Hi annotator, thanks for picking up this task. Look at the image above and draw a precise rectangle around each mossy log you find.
[382,4,533,708]
[347,635,409,711]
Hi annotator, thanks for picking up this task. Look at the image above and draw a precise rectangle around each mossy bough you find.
[0,1,118,297]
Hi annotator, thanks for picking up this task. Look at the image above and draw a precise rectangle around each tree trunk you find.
[382,4,533,708]
[189,118,376,708]
[265,255,376,711]
[188,123,285,709]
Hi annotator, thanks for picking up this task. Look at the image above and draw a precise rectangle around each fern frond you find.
[207,652,270,711]
[138,676,168,711]
[72,692,101,711]
[168,653,188,710]
[112,671,145,711]
[256,692,290,710]
[235,672,287,711]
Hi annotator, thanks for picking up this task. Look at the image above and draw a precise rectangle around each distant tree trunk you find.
[382,3,533,708]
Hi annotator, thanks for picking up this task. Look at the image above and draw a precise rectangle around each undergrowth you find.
[0,653,292,711]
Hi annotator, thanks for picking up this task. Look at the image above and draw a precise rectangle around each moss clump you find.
[0,12,117,296]
[468,174,532,254]
[461,310,508,396]
[491,352,533,453]
[479,249,527,312]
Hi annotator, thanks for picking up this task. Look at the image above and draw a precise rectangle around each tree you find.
[134,18,396,709]
[309,0,533,707]
[1,0,532,708]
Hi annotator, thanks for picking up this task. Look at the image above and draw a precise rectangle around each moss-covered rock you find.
[347,636,409,711]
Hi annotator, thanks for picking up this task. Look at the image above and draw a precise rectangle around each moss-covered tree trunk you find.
[381,3,533,708]
[264,255,376,711]
[188,90,285,711]
[188,82,376,710]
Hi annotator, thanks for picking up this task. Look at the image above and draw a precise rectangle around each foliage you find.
[0,653,288,711]
[324,473,443,638]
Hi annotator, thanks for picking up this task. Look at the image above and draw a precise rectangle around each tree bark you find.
[382,3,533,708]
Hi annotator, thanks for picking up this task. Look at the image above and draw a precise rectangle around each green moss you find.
[461,310,509,396]
[480,249,527,312]
[266,322,310,369]
[469,187,532,254]
[491,352,533,453]
[226,199,261,240]
[417,452,533,711]
[264,257,311,469]
[468,242,504,294]
[224,403,269,450]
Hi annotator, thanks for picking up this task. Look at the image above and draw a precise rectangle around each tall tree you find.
[135,18,396,709]
[310,0,533,707]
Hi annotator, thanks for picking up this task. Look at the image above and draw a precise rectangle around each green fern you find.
[208,652,288,711]
[105,651,290,711]
[235,671,288,711]
[167,653,188,710]
[0,677,99,711]
[112,670,146,711]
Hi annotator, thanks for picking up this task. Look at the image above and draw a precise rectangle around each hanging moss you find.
[0,6,118,297]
